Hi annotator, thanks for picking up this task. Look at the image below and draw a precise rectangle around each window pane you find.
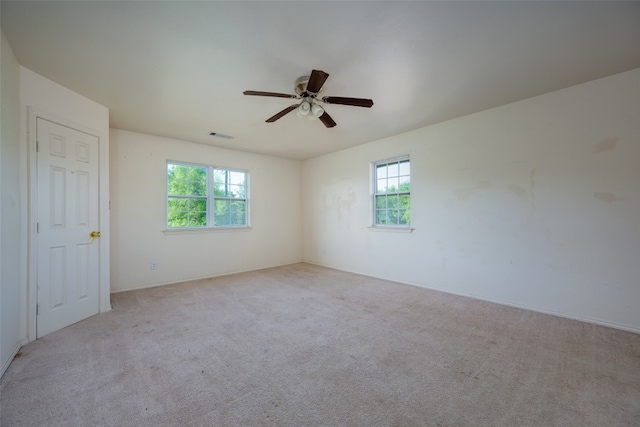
[168,196,207,228]
[168,198,188,211]
[387,194,399,209]
[189,198,207,212]
[188,211,207,227]
[168,196,189,228]
[399,160,410,176]
[168,164,207,196]
[213,169,226,185]
[387,177,399,192]
[213,169,248,226]
[188,166,206,184]
[234,185,246,198]
[213,182,226,197]
[399,176,410,191]
[230,200,246,226]
[399,209,410,225]
[386,209,396,224]
[167,178,187,195]
[228,184,244,198]
[376,164,388,179]
[376,179,387,193]
[214,169,226,196]
[376,210,388,225]
[387,162,399,178]
[188,179,206,196]
[213,169,247,200]
[167,165,188,195]
[375,195,387,209]
[229,171,245,186]
[214,199,230,226]
[168,211,187,228]
[399,194,410,209]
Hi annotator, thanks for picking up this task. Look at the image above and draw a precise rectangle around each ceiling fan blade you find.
[318,111,337,128]
[244,90,296,99]
[322,96,374,108]
[306,70,330,94]
[266,105,298,123]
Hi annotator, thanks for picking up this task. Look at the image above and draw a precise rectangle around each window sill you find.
[367,226,414,233]
[163,226,252,235]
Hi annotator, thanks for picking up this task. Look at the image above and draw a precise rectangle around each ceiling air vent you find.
[209,132,233,139]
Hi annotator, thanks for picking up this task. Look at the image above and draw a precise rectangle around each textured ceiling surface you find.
[2,1,640,160]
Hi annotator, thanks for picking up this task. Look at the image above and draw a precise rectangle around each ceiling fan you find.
[243,69,374,128]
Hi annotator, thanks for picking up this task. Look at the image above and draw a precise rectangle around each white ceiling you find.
[2,1,639,160]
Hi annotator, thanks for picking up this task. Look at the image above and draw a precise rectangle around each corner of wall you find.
[1,29,25,377]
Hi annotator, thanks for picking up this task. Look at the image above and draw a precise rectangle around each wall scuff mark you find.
[508,184,527,199]
[593,137,619,154]
[453,180,492,201]
[593,192,625,203]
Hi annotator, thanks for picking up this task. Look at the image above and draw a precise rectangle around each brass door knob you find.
[90,231,101,243]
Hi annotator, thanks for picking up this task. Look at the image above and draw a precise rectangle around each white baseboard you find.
[0,339,26,379]
[302,261,640,335]
[110,261,303,294]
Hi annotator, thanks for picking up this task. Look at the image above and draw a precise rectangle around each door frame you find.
[27,107,111,342]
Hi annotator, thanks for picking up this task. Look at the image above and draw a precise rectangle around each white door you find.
[36,117,100,338]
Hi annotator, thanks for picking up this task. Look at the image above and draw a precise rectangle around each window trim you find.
[166,160,249,230]
[163,226,252,235]
[371,155,412,230]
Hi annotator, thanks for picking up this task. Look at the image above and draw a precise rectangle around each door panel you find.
[36,118,100,338]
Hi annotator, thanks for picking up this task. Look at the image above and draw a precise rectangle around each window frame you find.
[166,160,249,230]
[371,155,411,229]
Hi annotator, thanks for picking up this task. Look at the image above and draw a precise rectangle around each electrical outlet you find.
[151,262,157,270]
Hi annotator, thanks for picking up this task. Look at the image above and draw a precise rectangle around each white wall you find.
[109,129,302,292]
[19,67,110,340]
[1,29,23,376]
[303,68,640,332]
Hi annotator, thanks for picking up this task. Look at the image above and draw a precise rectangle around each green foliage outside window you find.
[374,158,411,226]
[213,169,246,226]
[167,162,247,228]
[375,182,411,225]
[167,164,207,227]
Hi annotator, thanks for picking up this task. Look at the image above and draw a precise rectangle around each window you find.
[373,157,410,227]
[167,162,248,228]
[212,169,247,226]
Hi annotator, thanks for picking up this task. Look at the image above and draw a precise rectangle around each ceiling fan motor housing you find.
[295,75,323,98]
[294,76,309,95]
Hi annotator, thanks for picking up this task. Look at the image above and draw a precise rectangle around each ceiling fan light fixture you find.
[296,101,311,117]
[310,103,324,119]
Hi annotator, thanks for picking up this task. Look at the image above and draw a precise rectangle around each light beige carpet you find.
[1,263,639,426]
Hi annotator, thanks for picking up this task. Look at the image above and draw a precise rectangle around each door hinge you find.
[36,222,40,233]
[36,140,40,152]
[36,304,40,316]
